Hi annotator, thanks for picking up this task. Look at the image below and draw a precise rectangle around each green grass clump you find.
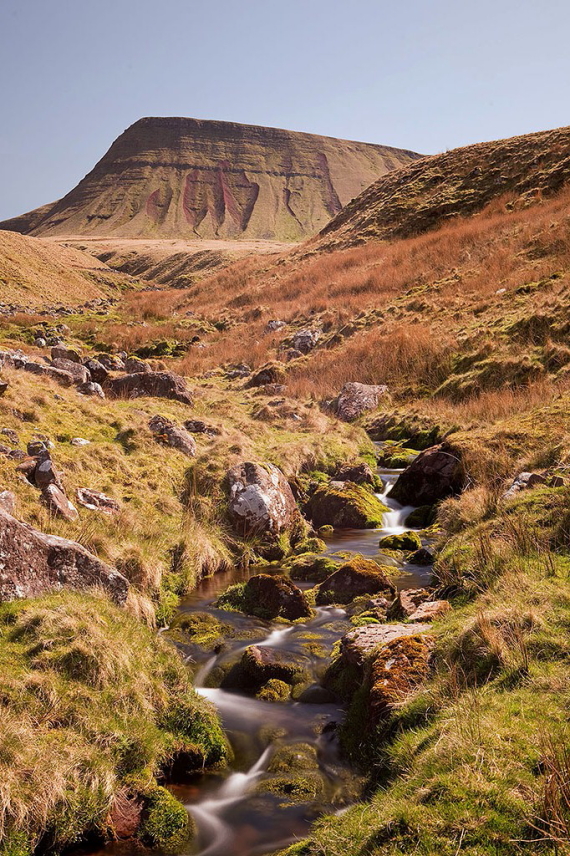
[0,591,226,853]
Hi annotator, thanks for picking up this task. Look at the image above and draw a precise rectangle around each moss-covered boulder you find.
[286,553,341,583]
[256,679,291,702]
[315,556,396,605]
[217,574,312,621]
[140,786,195,850]
[221,645,311,692]
[404,505,437,528]
[306,481,388,529]
[170,611,231,651]
[379,530,422,552]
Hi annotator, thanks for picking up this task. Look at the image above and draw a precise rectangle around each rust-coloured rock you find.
[341,623,432,667]
[316,556,395,605]
[408,600,451,622]
[369,634,435,723]
[386,588,431,620]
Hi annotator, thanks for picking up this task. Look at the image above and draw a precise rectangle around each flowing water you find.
[87,466,430,856]
[167,468,431,856]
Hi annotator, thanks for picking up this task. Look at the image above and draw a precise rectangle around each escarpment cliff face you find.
[1,117,421,241]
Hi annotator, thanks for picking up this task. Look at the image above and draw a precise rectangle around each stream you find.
[168,468,431,856]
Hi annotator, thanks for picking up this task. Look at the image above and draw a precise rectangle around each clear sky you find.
[1,0,570,221]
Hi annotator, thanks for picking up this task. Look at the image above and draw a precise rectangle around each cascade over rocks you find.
[334,382,389,422]
[227,462,298,536]
[222,645,311,692]
[107,371,193,405]
[0,504,129,603]
[389,441,466,506]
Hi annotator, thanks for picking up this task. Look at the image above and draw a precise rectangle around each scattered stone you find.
[1,428,18,445]
[226,363,252,379]
[83,359,109,384]
[389,442,465,506]
[227,461,298,535]
[76,488,120,514]
[341,623,432,667]
[297,684,337,704]
[23,362,74,386]
[41,484,79,521]
[51,345,82,363]
[387,588,431,620]
[0,504,128,603]
[95,353,126,371]
[34,337,47,347]
[107,371,193,405]
[266,320,286,332]
[51,358,91,384]
[27,440,48,457]
[335,382,389,422]
[34,456,64,491]
[238,645,310,687]
[78,381,105,398]
[316,557,395,605]
[285,348,304,362]
[242,574,312,621]
[306,480,387,529]
[408,600,451,622]
[183,419,220,436]
[502,471,548,500]
[71,437,91,446]
[409,547,435,565]
[291,328,320,354]
[332,461,377,487]
[0,381,8,396]
[148,415,197,457]
[125,357,151,373]
[245,363,286,388]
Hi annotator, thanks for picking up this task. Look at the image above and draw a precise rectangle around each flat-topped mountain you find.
[1,117,421,242]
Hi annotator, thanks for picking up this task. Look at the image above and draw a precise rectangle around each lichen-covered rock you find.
[23,361,74,386]
[51,345,82,363]
[42,484,79,521]
[51,357,91,384]
[291,329,320,354]
[306,480,387,529]
[409,546,435,565]
[107,371,193,405]
[408,600,451,622]
[245,362,286,388]
[316,556,395,605]
[0,504,128,603]
[379,530,422,552]
[227,461,298,535]
[78,381,105,398]
[125,356,151,373]
[335,382,389,422]
[96,353,126,371]
[76,488,121,514]
[83,358,109,385]
[148,415,196,457]
[502,471,547,500]
[369,634,435,723]
[256,678,291,702]
[340,622,432,667]
[239,573,312,620]
[389,441,465,506]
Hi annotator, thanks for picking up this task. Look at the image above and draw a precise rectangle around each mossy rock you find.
[316,556,396,605]
[318,525,334,535]
[286,553,341,583]
[255,773,324,804]
[256,679,291,702]
[379,531,422,552]
[268,741,319,773]
[306,481,388,529]
[405,505,436,528]
[170,611,231,650]
[222,645,311,693]
[293,536,327,555]
[140,786,194,850]
[216,574,312,621]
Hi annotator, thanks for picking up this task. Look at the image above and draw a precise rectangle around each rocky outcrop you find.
[227,462,298,535]
[4,117,420,242]
[0,504,128,603]
[245,363,286,389]
[306,480,387,529]
[316,556,395,605]
[335,382,388,422]
[340,623,432,667]
[389,441,466,506]
[107,371,193,405]
[502,471,547,500]
[51,358,90,384]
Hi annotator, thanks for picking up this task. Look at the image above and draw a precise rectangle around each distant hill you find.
[1,117,421,242]
[315,124,570,250]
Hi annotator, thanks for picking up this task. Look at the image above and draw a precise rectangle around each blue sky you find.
[1,0,569,220]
